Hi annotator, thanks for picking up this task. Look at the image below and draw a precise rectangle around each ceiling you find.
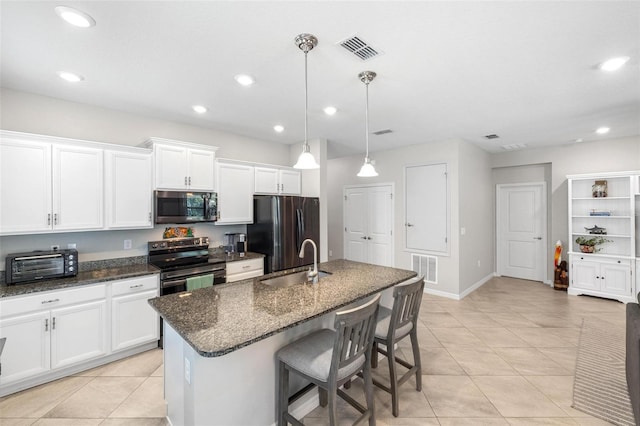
[1,1,639,159]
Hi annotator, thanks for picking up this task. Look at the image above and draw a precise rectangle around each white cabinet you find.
[146,138,218,190]
[111,275,159,352]
[0,311,50,385]
[567,171,638,303]
[105,150,153,229]
[570,255,632,301]
[254,166,301,195]
[0,138,52,234]
[52,144,104,231]
[226,257,264,283]
[50,300,107,369]
[0,284,107,386]
[216,160,255,224]
[0,133,103,235]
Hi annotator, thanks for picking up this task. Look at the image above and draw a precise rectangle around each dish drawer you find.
[111,275,159,297]
[0,284,106,318]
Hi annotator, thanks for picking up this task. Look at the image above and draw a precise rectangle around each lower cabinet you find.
[226,257,264,283]
[569,255,633,302]
[0,274,159,393]
[111,276,159,352]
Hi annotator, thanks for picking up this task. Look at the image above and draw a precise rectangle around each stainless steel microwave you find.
[154,191,217,224]
[5,249,78,284]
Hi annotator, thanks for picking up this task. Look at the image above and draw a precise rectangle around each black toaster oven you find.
[5,249,78,284]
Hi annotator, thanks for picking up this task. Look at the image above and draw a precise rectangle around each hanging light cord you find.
[304,49,309,149]
[364,80,370,160]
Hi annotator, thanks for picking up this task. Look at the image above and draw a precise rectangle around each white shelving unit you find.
[567,171,638,303]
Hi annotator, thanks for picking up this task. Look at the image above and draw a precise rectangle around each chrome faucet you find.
[299,239,318,279]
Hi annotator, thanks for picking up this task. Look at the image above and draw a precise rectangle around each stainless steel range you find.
[147,237,226,296]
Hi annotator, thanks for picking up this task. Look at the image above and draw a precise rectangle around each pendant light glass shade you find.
[293,33,320,170]
[357,71,378,177]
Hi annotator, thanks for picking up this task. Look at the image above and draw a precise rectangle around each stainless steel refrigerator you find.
[247,195,320,274]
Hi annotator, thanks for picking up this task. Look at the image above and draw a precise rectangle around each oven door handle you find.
[162,278,186,288]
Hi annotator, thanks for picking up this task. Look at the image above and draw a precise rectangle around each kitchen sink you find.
[259,270,331,288]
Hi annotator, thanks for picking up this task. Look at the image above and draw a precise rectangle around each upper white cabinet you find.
[52,144,104,231]
[567,171,638,303]
[0,137,52,234]
[254,166,301,195]
[216,159,255,224]
[145,137,218,191]
[105,149,153,229]
[0,132,104,235]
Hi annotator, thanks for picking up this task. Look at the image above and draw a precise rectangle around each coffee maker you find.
[224,233,247,254]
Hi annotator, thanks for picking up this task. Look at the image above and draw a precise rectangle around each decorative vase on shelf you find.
[580,245,595,253]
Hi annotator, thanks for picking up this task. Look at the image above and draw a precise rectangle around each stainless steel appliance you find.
[147,237,226,296]
[224,233,247,254]
[154,190,217,224]
[246,196,320,273]
[5,249,78,284]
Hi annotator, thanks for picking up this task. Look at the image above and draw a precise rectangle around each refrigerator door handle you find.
[296,208,304,251]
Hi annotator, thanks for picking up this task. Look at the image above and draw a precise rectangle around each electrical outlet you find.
[477,260,481,267]
[124,239,132,250]
[184,358,191,384]
[67,243,76,249]
[329,250,333,257]
[51,245,60,250]
[460,227,466,235]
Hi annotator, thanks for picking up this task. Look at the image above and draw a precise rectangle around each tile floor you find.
[0,276,628,425]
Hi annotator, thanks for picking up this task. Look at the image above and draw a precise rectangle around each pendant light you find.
[357,71,378,177]
[293,33,320,169]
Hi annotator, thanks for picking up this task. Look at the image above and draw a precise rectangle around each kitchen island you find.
[148,259,416,426]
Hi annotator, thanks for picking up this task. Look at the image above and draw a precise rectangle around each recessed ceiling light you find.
[58,71,84,82]
[55,6,95,28]
[595,127,610,135]
[192,105,207,114]
[574,138,584,143]
[599,56,630,72]
[234,74,255,86]
[323,106,337,116]
[273,125,284,133]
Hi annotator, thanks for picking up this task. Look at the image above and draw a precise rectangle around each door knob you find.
[406,223,414,227]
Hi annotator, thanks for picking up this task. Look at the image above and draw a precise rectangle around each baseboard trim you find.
[424,273,496,300]
[459,273,496,299]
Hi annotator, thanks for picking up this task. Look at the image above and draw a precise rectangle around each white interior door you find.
[344,187,368,263]
[344,185,394,266]
[497,183,546,281]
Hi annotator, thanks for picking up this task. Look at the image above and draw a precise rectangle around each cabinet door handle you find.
[54,214,58,225]
[52,317,56,330]
[47,213,51,225]
[185,176,188,186]
[41,298,60,304]
[149,212,152,221]
[596,276,600,279]
[406,223,414,227]
[361,236,367,239]
[188,177,191,186]
[45,318,49,332]
[367,236,372,240]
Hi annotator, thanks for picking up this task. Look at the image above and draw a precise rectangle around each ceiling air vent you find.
[338,35,381,61]
[373,129,393,135]
[501,143,528,151]
[484,134,500,139]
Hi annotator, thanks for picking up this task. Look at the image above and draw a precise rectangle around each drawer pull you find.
[242,265,252,269]
[130,284,144,289]
[41,298,60,304]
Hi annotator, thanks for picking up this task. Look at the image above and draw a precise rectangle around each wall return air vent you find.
[338,35,382,61]
[411,253,437,284]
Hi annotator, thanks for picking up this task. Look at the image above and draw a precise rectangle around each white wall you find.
[458,141,493,294]
[491,135,640,276]
[326,139,462,297]
[0,88,292,263]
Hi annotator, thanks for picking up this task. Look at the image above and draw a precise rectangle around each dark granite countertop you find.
[0,263,160,298]
[222,251,264,263]
[148,259,416,357]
